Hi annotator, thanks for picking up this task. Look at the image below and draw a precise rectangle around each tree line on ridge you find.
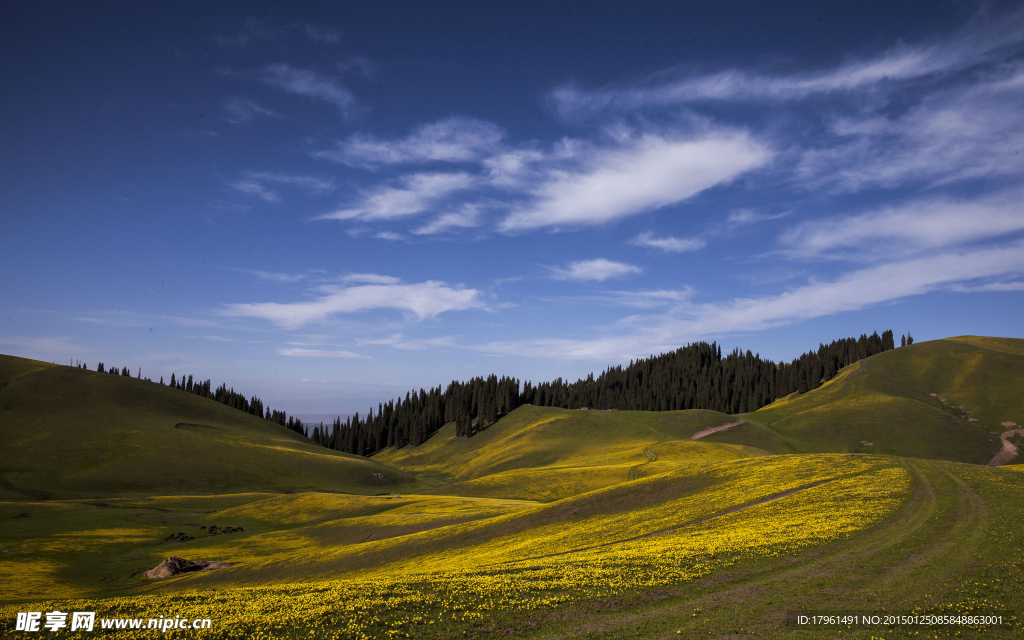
[73,329,903,458]
[305,329,898,457]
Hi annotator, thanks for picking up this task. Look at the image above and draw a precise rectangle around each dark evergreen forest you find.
[306,330,897,457]
[77,329,897,458]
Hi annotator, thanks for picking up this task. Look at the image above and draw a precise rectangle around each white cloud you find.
[413,204,482,235]
[500,131,770,231]
[482,148,546,188]
[230,268,307,283]
[726,209,787,227]
[953,281,1024,292]
[477,239,1024,361]
[550,259,643,282]
[223,97,279,124]
[357,333,457,350]
[631,231,706,253]
[550,12,1024,116]
[260,64,356,116]
[230,179,279,202]
[780,191,1024,259]
[319,117,504,166]
[796,68,1024,190]
[222,279,484,329]
[277,348,363,358]
[319,172,474,221]
[230,172,334,202]
[342,273,401,285]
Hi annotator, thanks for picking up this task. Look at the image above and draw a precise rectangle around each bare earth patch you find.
[144,556,235,579]
[987,428,1024,467]
[691,420,745,441]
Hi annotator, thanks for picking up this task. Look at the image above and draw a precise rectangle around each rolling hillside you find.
[0,355,414,499]
[370,337,1018,502]
[738,336,1020,464]
[374,405,771,500]
[2,338,1023,638]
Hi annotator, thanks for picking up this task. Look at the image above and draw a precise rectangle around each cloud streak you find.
[230,172,334,202]
[319,173,474,221]
[319,117,504,167]
[549,259,642,282]
[780,190,1024,259]
[260,64,356,116]
[222,278,484,329]
[631,231,706,253]
[550,11,1024,117]
[277,348,363,358]
[500,131,771,231]
[477,239,1024,361]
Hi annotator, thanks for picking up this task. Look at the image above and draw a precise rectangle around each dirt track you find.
[691,420,745,440]
[987,428,1024,466]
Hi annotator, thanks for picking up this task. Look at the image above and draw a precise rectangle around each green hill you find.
[0,355,414,499]
[374,337,1020,494]
[738,336,1020,464]
[374,404,773,500]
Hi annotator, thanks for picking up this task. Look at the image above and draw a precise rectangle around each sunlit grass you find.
[0,455,911,638]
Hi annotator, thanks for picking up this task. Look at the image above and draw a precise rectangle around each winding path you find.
[690,420,745,440]
[987,428,1024,466]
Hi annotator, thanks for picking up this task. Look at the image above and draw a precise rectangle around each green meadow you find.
[1,337,1022,638]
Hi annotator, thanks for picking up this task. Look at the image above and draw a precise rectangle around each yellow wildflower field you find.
[0,455,911,638]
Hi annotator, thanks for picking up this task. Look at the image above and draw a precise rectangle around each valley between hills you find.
[1,336,1022,638]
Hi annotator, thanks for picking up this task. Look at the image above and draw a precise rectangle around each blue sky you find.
[2,1,1023,417]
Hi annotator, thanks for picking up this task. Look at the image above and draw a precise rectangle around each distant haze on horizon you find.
[2,1,1023,416]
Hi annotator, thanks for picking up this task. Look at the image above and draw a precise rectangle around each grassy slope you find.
[6,455,1024,640]
[0,492,535,601]
[374,405,768,500]
[0,354,414,499]
[738,337,1019,464]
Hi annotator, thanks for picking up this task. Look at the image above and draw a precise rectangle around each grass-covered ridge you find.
[374,405,768,500]
[738,337,1022,464]
[0,354,413,499]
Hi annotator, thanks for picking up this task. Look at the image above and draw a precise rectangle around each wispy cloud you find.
[342,273,401,285]
[230,268,307,283]
[318,117,504,167]
[223,97,279,124]
[630,231,706,253]
[277,348,363,358]
[796,67,1024,191]
[549,11,1024,117]
[500,131,770,231]
[229,178,279,202]
[952,280,1024,292]
[357,333,457,350]
[299,24,342,45]
[477,239,1024,361]
[318,172,474,221]
[216,19,342,47]
[229,172,334,202]
[549,258,643,282]
[780,190,1024,259]
[413,204,483,235]
[260,64,356,116]
[222,278,485,329]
